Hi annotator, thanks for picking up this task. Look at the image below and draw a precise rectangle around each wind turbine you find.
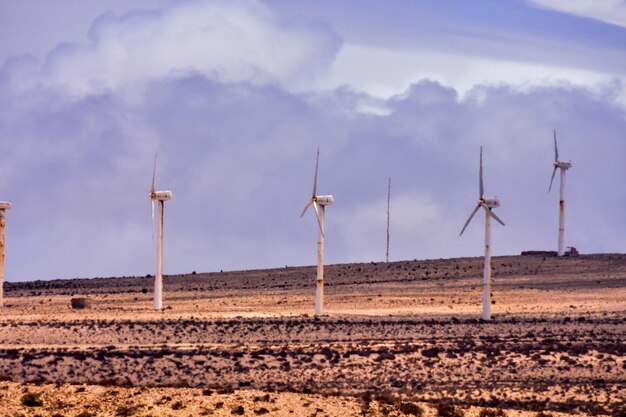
[549,130,572,257]
[300,148,334,317]
[149,154,173,311]
[460,146,505,320]
[0,200,11,308]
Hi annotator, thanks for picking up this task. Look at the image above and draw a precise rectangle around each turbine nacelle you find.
[151,190,173,201]
[554,161,572,170]
[0,201,12,210]
[481,197,500,209]
[301,148,333,237]
[460,146,505,236]
[549,130,573,192]
[315,195,334,206]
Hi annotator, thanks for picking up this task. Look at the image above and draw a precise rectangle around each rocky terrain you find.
[0,253,625,416]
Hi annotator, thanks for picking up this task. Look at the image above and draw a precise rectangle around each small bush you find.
[215,401,224,409]
[21,392,43,407]
[231,405,245,415]
[436,402,464,417]
[611,408,626,417]
[479,409,506,417]
[375,352,396,362]
[172,401,185,410]
[376,392,399,406]
[76,412,94,417]
[399,402,423,416]
[535,412,553,417]
[202,388,213,396]
[115,405,140,416]
[254,408,270,415]
[421,348,440,358]
[158,395,171,404]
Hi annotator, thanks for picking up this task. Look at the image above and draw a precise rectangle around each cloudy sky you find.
[1,0,625,281]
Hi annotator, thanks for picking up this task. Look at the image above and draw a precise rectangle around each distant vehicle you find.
[564,246,579,256]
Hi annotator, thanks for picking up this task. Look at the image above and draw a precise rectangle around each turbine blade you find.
[151,153,157,195]
[313,201,324,237]
[479,146,484,199]
[460,204,481,236]
[312,147,319,198]
[300,199,314,218]
[548,166,557,192]
[553,129,559,162]
[486,206,506,226]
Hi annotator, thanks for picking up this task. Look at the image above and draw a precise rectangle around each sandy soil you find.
[0,254,625,416]
[0,380,596,417]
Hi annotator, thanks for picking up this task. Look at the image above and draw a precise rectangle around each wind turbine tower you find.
[0,201,11,308]
[549,130,572,257]
[300,148,334,317]
[149,155,173,311]
[386,177,391,263]
[460,147,505,320]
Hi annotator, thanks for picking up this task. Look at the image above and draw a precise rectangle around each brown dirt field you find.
[0,253,625,416]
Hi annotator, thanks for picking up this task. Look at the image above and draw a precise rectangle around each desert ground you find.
[0,253,624,416]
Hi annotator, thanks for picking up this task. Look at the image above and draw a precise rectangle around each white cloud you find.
[525,0,626,28]
[3,74,626,281]
[322,43,617,101]
[19,0,340,97]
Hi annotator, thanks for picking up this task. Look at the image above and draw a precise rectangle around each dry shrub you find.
[398,402,423,416]
[611,408,626,417]
[21,392,43,407]
[231,405,245,415]
[115,405,140,416]
[436,402,464,417]
[479,408,506,417]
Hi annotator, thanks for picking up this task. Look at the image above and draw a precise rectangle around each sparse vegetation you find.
[480,408,506,417]
[398,401,423,416]
[115,405,140,416]
[436,402,464,417]
[231,405,245,415]
[0,254,623,416]
[171,400,185,410]
[611,408,626,417]
[21,391,43,407]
